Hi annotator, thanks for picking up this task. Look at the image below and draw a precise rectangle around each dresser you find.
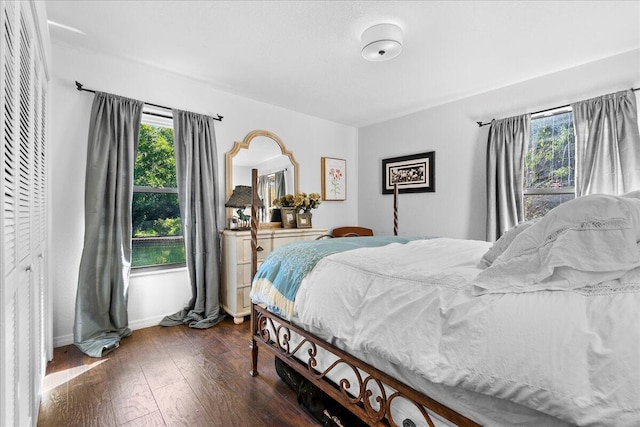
[221,228,327,324]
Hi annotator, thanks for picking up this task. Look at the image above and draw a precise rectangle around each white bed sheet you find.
[293,238,640,427]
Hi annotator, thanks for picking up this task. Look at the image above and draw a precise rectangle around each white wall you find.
[359,49,640,241]
[50,42,358,346]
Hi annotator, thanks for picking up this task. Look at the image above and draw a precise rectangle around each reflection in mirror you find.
[226,130,299,226]
[256,170,287,222]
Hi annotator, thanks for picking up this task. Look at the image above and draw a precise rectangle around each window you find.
[131,116,185,269]
[258,170,288,222]
[523,109,576,220]
[260,173,277,222]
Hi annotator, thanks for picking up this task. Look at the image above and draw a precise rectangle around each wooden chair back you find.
[331,226,374,238]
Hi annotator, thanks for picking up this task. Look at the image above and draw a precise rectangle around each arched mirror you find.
[226,130,299,227]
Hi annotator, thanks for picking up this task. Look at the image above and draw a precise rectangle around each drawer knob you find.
[256,246,264,252]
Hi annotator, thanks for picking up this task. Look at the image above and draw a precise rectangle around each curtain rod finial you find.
[75,81,83,91]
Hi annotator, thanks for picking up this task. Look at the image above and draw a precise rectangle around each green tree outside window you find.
[524,112,575,220]
[132,123,185,268]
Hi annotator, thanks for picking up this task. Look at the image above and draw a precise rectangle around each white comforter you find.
[294,238,640,427]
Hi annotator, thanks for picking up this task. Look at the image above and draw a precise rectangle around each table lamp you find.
[225,185,263,229]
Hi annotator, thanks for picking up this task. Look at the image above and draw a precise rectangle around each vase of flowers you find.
[273,194,300,228]
[273,192,322,228]
[297,192,321,227]
[300,192,322,214]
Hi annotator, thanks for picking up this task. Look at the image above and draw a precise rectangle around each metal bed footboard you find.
[249,303,480,427]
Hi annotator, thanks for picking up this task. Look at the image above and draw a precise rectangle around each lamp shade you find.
[361,23,403,62]
[225,185,263,208]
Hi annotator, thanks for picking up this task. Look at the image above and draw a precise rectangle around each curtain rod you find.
[75,81,223,122]
[476,87,640,127]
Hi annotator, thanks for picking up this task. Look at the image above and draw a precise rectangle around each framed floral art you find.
[321,157,346,201]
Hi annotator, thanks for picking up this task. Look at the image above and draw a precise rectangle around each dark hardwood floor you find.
[38,317,319,427]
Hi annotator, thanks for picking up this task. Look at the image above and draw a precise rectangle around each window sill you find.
[130,264,188,278]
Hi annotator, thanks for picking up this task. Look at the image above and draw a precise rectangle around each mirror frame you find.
[225,129,300,212]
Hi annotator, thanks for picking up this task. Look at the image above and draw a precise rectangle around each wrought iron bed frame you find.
[248,170,480,426]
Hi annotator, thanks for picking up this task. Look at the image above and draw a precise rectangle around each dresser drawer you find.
[242,286,252,309]
[239,236,272,262]
[239,261,263,286]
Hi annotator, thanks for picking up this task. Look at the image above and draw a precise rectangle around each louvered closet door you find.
[1,1,49,426]
[1,2,21,425]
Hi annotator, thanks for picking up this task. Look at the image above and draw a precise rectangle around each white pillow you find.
[478,220,537,268]
[474,194,640,293]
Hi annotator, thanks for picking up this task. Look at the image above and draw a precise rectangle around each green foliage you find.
[132,124,182,239]
[524,113,576,219]
[524,193,575,220]
[132,188,182,238]
[153,217,182,236]
[525,115,575,189]
[135,124,177,187]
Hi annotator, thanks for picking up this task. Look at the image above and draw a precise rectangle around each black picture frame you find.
[381,151,435,194]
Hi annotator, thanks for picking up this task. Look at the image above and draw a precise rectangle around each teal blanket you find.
[251,236,423,319]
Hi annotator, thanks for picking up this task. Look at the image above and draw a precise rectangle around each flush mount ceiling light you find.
[361,23,403,62]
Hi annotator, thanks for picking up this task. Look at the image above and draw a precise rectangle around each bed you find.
[248,188,640,426]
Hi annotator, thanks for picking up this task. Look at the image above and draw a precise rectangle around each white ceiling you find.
[46,1,640,128]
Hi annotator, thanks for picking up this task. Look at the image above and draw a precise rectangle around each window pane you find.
[524,193,575,220]
[132,192,185,267]
[132,237,185,268]
[525,112,575,190]
[132,122,184,268]
[132,192,181,237]
[135,124,177,188]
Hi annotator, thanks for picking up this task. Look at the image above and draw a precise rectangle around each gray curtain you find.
[572,89,640,196]
[257,174,269,222]
[486,114,531,242]
[74,92,143,357]
[160,110,225,329]
[274,170,286,198]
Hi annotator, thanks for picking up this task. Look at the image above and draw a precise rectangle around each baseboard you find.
[52,315,168,348]
[53,334,74,348]
[128,314,166,331]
